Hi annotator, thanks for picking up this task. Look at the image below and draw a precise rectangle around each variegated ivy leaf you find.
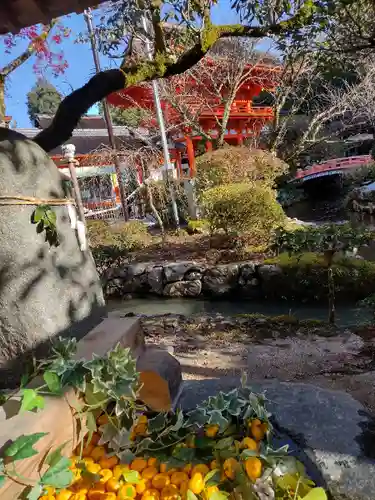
[204,469,221,487]
[118,449,136,464]
[114,399,131,417]
[148,413,168,433]
[172,445,195,463]
[226,396,245,416]
[208,410,229,432]
[170,410,184,432]
[111,428,132,449]
[135,437,154,454]
[206,392,228,411]
[186,408,209,428]
[98,422,119,446]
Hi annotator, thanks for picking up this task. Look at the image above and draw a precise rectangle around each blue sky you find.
[1,0,266,128]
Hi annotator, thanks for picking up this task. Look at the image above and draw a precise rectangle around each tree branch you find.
[32,17,306,153]
[1,21,56,77]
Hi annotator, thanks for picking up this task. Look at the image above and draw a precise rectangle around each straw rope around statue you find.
[0,195,76,248]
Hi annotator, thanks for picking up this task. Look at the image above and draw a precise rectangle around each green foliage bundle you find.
[342,163,375,190]
[195,147,289,196]
[201,183,285,244]
[26,79,62,128]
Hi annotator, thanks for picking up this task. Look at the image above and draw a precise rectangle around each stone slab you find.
[179,378,375,500]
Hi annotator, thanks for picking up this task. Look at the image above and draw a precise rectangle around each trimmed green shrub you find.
[263,252,375,303]
[87,219,151,251]
[195,146,288,196]
[201,182,285,243]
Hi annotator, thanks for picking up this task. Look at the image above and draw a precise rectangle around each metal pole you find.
[84,8,129,221]
[141,16,180,228]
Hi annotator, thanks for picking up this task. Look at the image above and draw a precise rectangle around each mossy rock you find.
[260,252,375,302]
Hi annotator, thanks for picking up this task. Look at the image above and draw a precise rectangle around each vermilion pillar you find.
[205,140,213,152]
[185,136,196,177]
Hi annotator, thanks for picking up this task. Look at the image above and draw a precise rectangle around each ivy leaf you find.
[123,470,140,484]
[210,492,230,500]
[118,449,136,464]
[148,413,168,433]
[173,446,195,463]
[5,433,48,462]
[135,437,154,454]
[208,410,229,432]
[40,456,73,488]
[303,488,328,500]
[33,206,46,223]
[26,483,43,500]
[44,441,70,468]
[20,389,45,412]
[204,469,221,487]
[43,371,62,394]
[187,490,198,500]
[170,410,184,432]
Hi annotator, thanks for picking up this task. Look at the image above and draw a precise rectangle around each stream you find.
[107,297,372,327]
[108,195,375,327]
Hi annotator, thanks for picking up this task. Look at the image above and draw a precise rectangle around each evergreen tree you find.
[27,78,62,127]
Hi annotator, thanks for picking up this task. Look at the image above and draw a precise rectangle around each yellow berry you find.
[113,464,129,479]
[245,457,262,481]
[205,424,219,438]
[141,489,161,500]
[191,464,209,477]
[142,466,158,480]
[131,458,148,472]
[118,483,137,498]
[188,472,204,495]
[99,455,119,470]
[241,437,258,451]
[86,463,101,474]
[148,457,158,468]
[91,446,106,462]
[152,473,170,490]
[210,460,218,470]
[170,471,189,486]
[160,484,180,499]
[99,468,113,483]
[56,490,73,500]
[223,458,238,480]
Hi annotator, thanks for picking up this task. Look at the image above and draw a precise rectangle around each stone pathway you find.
[135,313,375,415]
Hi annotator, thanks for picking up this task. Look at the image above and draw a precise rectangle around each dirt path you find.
[138,314,375,415]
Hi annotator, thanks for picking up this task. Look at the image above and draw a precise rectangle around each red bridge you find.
[293,155,372,183]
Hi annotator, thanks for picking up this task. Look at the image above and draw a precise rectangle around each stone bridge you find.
[291,155,372,184]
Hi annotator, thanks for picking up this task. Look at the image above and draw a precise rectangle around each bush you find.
[201,182,285,243]
[87,219,151,251]
[195,146,288,196]
[263,252,375,302]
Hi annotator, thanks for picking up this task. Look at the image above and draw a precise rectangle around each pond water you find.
[107,297,371,327]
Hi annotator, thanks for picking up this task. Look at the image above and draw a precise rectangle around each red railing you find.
[295,155,372,180]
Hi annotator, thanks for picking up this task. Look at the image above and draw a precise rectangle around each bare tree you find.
[157,38,279,147]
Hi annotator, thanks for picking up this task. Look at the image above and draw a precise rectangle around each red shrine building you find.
[107,58,281,178]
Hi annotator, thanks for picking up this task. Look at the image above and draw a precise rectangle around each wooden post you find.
[61,144,86,225]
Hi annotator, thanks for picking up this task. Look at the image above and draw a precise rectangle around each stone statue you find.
[0,128,106,388]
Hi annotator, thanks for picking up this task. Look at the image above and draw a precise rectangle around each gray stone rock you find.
[239,262,257,281]
[258,264,283,280]
[147,266,163,294]
[202,264,239,295]
[164,261,198,282]
[0,129,105,388]
[180,378,375,500]
[126,262,149,278]
[184,271,202,281]
[163,280,202,297]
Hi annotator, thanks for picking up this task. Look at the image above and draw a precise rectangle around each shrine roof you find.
[0,0,108,34]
